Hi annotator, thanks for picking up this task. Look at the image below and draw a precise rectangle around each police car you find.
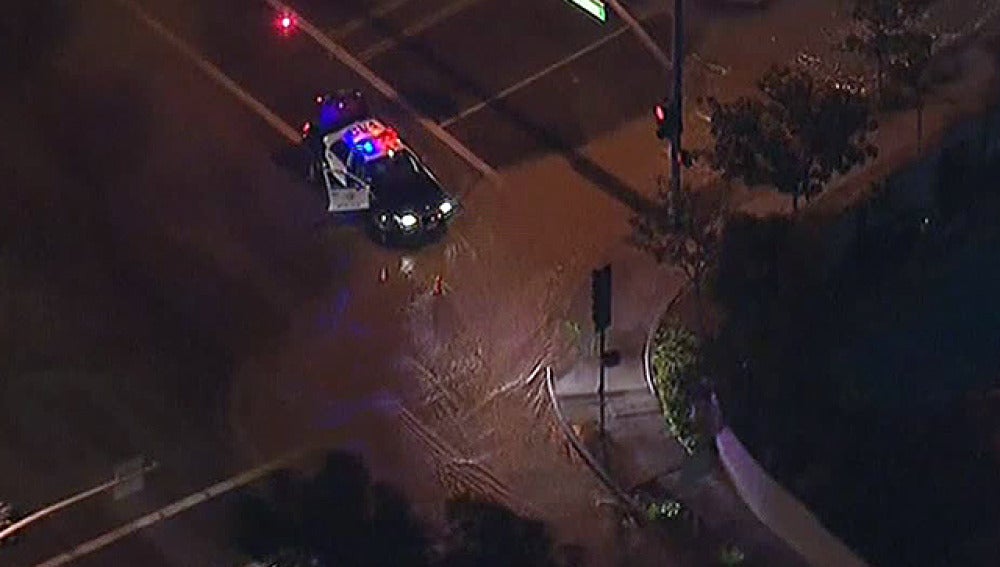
[302,90,458,240]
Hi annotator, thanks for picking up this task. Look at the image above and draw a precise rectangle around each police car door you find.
[324,139,370,212]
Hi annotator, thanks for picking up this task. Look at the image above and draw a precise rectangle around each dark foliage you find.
[704,66,878,209]
[233,452,430,567]
[630,176,727,296]
[840,0,936,108]
[232,451,568,567]
[705,159,1000,565]
[438,497,560,567]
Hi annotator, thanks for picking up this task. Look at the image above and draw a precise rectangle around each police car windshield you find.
[364,150,423,186]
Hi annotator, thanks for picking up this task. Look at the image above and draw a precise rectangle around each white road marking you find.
[357,0,483,62]
[439,25,632,128]
[33,442,323,567]
[331,0,412,39]
[605,0,672,70]
[265,0,498,181]
[438,1,670,128]
[110,0,300,143]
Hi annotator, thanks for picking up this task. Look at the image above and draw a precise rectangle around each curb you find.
[641,248,869,567]
[543,367,647,520]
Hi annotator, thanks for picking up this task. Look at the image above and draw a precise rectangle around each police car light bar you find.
[345,122,402,158]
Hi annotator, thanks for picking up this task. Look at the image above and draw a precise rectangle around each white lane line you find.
[357,0,483,62]
[439,25,632,128]
[33,443,322,567]
[605,0,671,70]
[110,0,300,143]
[438,1,671,129]
[331,0,412,39]
[266,0,498,181]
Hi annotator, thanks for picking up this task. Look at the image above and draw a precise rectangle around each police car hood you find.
[374,171,447,212]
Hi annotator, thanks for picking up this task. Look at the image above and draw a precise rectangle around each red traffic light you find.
[655,104,666,122]
[275,12,297,35]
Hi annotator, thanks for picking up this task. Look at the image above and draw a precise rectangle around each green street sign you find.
[565,0,607,22]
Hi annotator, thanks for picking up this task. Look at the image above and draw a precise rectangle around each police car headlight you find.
[396,213,418,229]
[438,200,453,215]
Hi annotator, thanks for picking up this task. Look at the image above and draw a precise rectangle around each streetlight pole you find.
[0,460,158,544]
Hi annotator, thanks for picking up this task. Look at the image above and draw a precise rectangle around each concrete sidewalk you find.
[547,243,811,567]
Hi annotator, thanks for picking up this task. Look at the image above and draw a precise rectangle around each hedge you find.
[650,323,702,454]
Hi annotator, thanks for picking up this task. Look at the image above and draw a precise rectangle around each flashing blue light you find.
[319,105,341,130]
[361,140,375,154]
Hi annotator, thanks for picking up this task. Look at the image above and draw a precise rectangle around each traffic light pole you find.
[670,0,684,206]
[591,265,612,439]
[598,327,607,437]
[605,0,671,69]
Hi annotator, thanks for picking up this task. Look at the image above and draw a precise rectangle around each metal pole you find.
[0,461,159,543]
[605,0,672,70]
[670,0,684,206]
[598,328,607,437]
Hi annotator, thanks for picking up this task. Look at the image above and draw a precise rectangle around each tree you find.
[232,451,431,567]
[630,175,726,331]
[232,469,308,561]
[705,65,878,210]
[438,497,560,567]
[885,28,938,153]
[840,0,932,108]
[232,451,570,567]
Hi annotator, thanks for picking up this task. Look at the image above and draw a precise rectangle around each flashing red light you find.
[275,12,296,35]
[655,105,665,122]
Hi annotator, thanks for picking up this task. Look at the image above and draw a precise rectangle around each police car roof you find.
[325,119,406,161]
[314,92,369,135]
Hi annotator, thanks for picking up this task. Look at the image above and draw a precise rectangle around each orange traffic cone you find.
[432,274,444,296]
[379,266,388,283]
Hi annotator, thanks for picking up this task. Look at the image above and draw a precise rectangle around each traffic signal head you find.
[275,11,297,36]
[655,100,674,140]
[591,265,611,331]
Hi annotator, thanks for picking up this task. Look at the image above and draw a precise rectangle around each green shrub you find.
[646,498,684,522]
[651,323,701,454]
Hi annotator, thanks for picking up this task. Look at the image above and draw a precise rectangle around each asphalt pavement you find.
[0,0,692,563]
[0,1,861,565]
[132,0,675,170]
[3,0,665,564]
[0,1,423,564]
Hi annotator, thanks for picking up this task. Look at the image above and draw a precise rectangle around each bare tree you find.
[631,176,728,332]
[886,28,938,153]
